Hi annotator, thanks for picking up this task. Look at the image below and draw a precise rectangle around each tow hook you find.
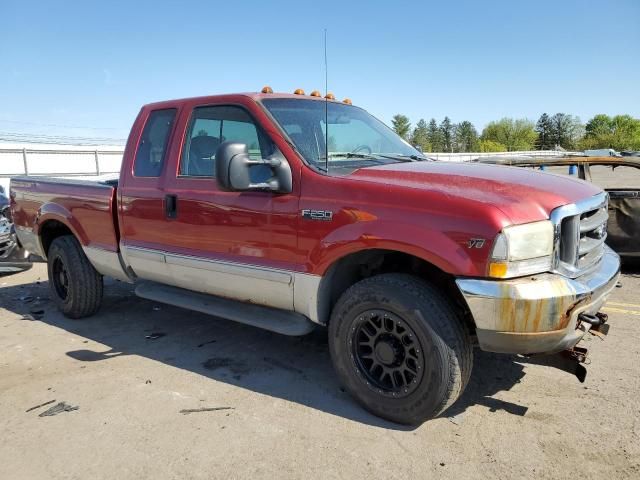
[558,312,610,383]
[580,312,610,337]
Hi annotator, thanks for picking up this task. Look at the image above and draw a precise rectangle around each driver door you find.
[160,103,299,310]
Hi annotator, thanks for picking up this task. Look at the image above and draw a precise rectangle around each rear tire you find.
[328,273,472,425]
[47,235,103,319]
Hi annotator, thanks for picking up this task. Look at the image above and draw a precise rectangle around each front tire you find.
[47,235,103,319]
[328,273,472,424]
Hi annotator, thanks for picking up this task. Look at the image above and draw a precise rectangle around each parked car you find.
[0,187,32,274]
[474,155,640,259]
[10,90,619,424]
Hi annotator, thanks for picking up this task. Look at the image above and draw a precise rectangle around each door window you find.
[180,106,271,177]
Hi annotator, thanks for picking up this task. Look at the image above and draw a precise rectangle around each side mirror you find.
[215,142,292,194]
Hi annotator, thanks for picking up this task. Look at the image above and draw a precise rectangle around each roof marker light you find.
[310,90,322,97]
[342,98,352,105]
[261,86,273,94]
[325,92,335,100]
[294,88,305,95]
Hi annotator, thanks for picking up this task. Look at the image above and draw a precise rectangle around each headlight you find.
[488,220,554,278]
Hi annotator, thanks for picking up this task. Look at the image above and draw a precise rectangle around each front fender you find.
[307,220,483,276]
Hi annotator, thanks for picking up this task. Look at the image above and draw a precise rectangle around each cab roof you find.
[142,92,345,110]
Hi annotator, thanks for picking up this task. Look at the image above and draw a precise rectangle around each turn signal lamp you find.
[325,92,335,100]
[343,98,352,105]
[294,88,305,95]
[261,86,273,94]
[310,90,322,97]
[488,262,508,278]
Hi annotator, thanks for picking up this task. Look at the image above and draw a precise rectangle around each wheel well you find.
[320,249,474,333]
[40,220,73,257]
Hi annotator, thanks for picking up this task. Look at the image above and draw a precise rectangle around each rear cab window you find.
[134,109,176,177]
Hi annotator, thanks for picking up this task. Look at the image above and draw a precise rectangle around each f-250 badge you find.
[301,209,333,221]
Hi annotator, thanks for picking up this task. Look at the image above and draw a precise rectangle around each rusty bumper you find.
[456,246,620,354]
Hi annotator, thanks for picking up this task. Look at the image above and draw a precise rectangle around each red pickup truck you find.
[10,90,619,424]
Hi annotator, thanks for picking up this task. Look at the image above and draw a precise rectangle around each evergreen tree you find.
[427,118,443,152]
[535,113,553,150]
[391,114,411,140]
[454,121,479,152]
[440,117,454,152]
[549,113,583,150]
[410,119,431,152]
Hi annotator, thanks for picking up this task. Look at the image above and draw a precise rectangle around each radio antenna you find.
[324,28,329,174]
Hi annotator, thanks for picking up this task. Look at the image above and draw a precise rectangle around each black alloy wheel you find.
[350,309,424,398]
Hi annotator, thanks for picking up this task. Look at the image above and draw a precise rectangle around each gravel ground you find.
[1,263,639,479]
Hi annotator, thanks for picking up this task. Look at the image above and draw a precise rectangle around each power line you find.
[0,131,126,144]
[0,119,127,131]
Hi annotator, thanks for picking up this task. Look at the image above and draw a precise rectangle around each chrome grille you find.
[0,218,14,259]
[551,192,609,278]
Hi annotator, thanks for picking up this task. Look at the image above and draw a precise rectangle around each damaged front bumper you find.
[456,245,620,355]
[0,218,32,274]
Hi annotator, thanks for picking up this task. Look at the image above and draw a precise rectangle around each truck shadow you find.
[2,277,546,429]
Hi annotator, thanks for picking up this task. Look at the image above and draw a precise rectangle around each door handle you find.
[165,194,178,219]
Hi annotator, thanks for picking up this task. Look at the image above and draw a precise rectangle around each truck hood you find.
[349,161,602,225]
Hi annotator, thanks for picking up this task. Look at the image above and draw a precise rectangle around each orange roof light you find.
[342,98,352,105]
[293,88,305,95]
[310,90,322,97]
[325,92,335,100]
[261,86,273,94]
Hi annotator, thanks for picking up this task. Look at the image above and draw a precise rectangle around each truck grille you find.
[0,219,14,259]
[552,192,609,278]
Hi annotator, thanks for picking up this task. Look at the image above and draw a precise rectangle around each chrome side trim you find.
[121,245,296,311]
[126,246,166,263]
[83,246,133,283]
[165,254,292,285]
[122,245,172,284]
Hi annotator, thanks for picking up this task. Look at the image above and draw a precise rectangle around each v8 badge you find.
[467,238,486,249]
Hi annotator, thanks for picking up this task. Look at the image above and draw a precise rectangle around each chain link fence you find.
[0,146,575,193]
[0,147,124,192]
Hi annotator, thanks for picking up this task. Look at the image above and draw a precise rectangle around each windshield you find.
[261,98,425,173]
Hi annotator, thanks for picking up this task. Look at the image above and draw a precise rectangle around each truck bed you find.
[10,176,120,254]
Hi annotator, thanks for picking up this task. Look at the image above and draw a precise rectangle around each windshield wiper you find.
[327,152,381,160]
[373,153,428,162]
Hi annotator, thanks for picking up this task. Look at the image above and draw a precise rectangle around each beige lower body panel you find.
[83,246,133,283]
[121,245,322,319]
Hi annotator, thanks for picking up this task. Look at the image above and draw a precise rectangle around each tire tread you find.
[329,273,473,423]
[48,235,103,319]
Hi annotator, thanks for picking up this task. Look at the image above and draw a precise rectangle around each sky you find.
[1,0,639,145]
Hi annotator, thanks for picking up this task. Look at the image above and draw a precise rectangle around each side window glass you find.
[134,109,176,177]
[180,106,271,177]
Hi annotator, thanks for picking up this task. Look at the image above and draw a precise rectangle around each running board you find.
[134,281,316,336]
